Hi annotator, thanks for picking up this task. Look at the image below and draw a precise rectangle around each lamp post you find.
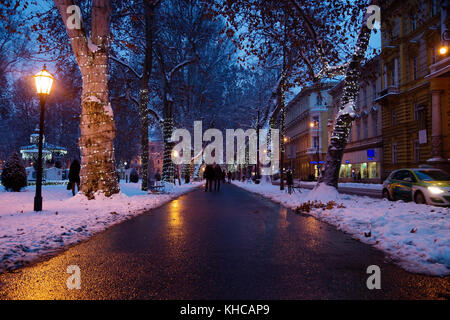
[256,109,260,182]
[33,65,54,211]
[172,149,180,185]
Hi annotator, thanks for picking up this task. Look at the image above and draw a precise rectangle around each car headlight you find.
[428,186,444,194]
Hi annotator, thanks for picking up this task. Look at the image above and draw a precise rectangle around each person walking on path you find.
[154,171,162,186]
[204,164,215,192]
[227,171,232,183]
[68,159,81,196]
[214,163,223,192]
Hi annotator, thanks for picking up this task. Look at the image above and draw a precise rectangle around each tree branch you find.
[110,55,143,79]
[166,57,198,84]
[126,89,163,124]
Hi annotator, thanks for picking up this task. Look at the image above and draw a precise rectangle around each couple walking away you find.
[204,163,223,192]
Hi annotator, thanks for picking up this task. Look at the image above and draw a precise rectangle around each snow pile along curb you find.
[233,181,450,276]
[0,182,201,272]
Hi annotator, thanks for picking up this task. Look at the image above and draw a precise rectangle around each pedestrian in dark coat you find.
[68,159,81,196]
[286,170,294,194]
[227,171,232,183]
[204,164,215,192]
[214,164,223,192]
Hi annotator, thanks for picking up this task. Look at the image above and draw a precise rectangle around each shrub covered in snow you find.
[1,153,27,191]
[129,169,139,183]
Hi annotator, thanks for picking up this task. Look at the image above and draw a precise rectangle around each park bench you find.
[148,181,164,193]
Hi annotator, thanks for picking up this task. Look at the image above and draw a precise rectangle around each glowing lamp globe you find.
[34,65,54,95]
[439,46,448,55]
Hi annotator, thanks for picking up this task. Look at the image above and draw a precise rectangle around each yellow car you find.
[382,168,450,206]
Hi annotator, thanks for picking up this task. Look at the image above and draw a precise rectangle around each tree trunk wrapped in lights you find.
[154,49,197,184]
[138,0,159,191]
[189,161,195,181]
[110,1,162,191]
[162,117,174,183]
[139,88,150,191]
[55,0,119,199]
[318,22,372,189]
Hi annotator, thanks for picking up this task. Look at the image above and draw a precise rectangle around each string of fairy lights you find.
[331,28,371,147]
[67,34,120,197]
[162,117,175,183]
[139,88,150,190]
[79,98,119,198]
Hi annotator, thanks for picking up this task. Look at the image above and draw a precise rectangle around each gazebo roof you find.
[20,128,67,160]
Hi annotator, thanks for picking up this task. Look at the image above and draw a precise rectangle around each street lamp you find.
[33,65,54,211]
[439,45,448,55]
[172,150,180,185]
[255,109,261,182]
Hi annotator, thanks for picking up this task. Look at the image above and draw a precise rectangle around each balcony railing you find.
[375,86,399,101]
[306,147,321,154]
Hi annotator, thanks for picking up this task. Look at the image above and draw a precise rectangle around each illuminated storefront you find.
[339,148,382,183]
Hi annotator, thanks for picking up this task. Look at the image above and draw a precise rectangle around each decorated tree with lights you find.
[109,0,163,191]
[54,0,119,198]
[153,25,198,183]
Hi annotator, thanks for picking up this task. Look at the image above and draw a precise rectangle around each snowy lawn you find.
[0,181,201,272]
[233,181,450,276]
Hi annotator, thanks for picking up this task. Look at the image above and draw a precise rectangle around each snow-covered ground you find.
[233,181,450,276]
[0,181,201,272]
[299,181,382,190]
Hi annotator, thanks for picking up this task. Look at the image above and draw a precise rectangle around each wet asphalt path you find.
[0,184,448,299]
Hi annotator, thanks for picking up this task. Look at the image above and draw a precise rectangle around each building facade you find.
[148,140,164,176]
[376,0,449,177]
[284,82,337,180]
[330,57,384,183]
